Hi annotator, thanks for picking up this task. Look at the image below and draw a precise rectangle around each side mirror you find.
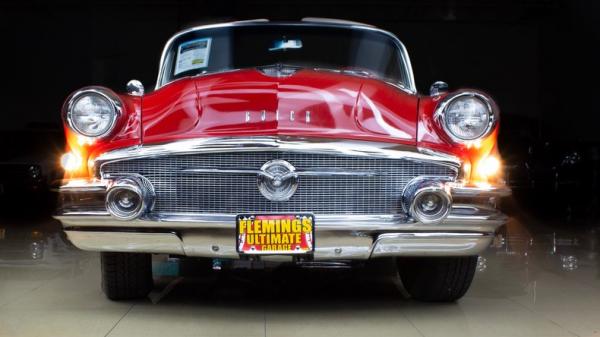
[429,81,449,96]
[126,79,144,96]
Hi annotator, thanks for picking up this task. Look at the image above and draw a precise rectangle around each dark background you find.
[0,0,598,217]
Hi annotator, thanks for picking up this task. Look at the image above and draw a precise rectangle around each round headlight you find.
[66,89,120,138]
[438,92,496,142]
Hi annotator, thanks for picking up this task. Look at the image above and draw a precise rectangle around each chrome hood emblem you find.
[257,160,298,201]
[245,110,311,123]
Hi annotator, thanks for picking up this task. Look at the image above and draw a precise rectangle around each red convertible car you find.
[56,18,509,302]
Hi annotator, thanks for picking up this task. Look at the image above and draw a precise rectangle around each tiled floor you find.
[1,211,599,337]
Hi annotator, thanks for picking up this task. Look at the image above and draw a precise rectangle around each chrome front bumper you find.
[64,229,493,259]
[56,180,509,259]
[56,136,510,259]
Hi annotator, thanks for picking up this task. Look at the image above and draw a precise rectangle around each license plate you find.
[236,214,314,254]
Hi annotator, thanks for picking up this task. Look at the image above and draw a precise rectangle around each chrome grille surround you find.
[96,137,460,216]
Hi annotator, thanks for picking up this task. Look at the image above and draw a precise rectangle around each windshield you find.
[157,24,412,89]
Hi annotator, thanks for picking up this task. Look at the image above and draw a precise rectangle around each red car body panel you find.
[63,69,499,185]
[142,69,418,145]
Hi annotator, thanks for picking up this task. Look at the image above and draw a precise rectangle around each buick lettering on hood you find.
[56,18,510,302]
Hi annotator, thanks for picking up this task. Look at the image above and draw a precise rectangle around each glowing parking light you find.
[476,156,501,178]
[60,152,83,172]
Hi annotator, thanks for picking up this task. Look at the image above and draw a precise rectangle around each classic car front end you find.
[55,19,509,302]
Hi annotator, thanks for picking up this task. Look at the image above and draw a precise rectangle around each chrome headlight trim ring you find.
[63,87,123,139]
[434,91,498,144]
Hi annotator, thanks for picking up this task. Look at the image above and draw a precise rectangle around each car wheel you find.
[101,252,153,300]
[397,256,478,302]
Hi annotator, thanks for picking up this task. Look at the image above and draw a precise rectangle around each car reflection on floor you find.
[1,203,600,337]
[0,218,86,274]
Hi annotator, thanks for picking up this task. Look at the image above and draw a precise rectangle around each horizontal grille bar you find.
[101,151,456,215]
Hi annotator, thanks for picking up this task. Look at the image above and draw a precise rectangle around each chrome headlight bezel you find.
[64,87,122,139]
[435,92,497,143]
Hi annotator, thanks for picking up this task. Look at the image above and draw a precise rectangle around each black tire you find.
[397,256,478,302]
[101,252,153,300]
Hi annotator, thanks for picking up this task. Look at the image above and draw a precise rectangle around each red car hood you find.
[141,69,418,145]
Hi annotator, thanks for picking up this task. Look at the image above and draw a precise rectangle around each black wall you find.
[0,0,598,141]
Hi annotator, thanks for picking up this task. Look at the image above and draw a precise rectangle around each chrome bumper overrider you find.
[56,180,508,259]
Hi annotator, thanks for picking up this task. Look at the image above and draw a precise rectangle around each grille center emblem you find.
[257,160,298,201]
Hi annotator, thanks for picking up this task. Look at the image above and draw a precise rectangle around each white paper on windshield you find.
[174,38,212,75]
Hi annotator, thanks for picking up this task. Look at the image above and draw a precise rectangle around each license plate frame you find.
[236,214,315,255]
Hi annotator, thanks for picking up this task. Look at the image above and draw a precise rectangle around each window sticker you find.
[174,38,212,75]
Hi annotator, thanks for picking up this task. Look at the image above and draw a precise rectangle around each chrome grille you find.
[101,152,456,215]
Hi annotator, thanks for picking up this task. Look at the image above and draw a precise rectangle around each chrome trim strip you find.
[145,213,411,230]
[60,211,110,216]
[180,167,379,177]
[63,229,493,258]
[378,232,490,238]
[94,136,461,174]
[155,21,417,93]
[58,179,107,193]
[56,204,506,233]
[65,230,185,254]
[370,232,493,257]
[301,17,374,27]
[450,184,511,198]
